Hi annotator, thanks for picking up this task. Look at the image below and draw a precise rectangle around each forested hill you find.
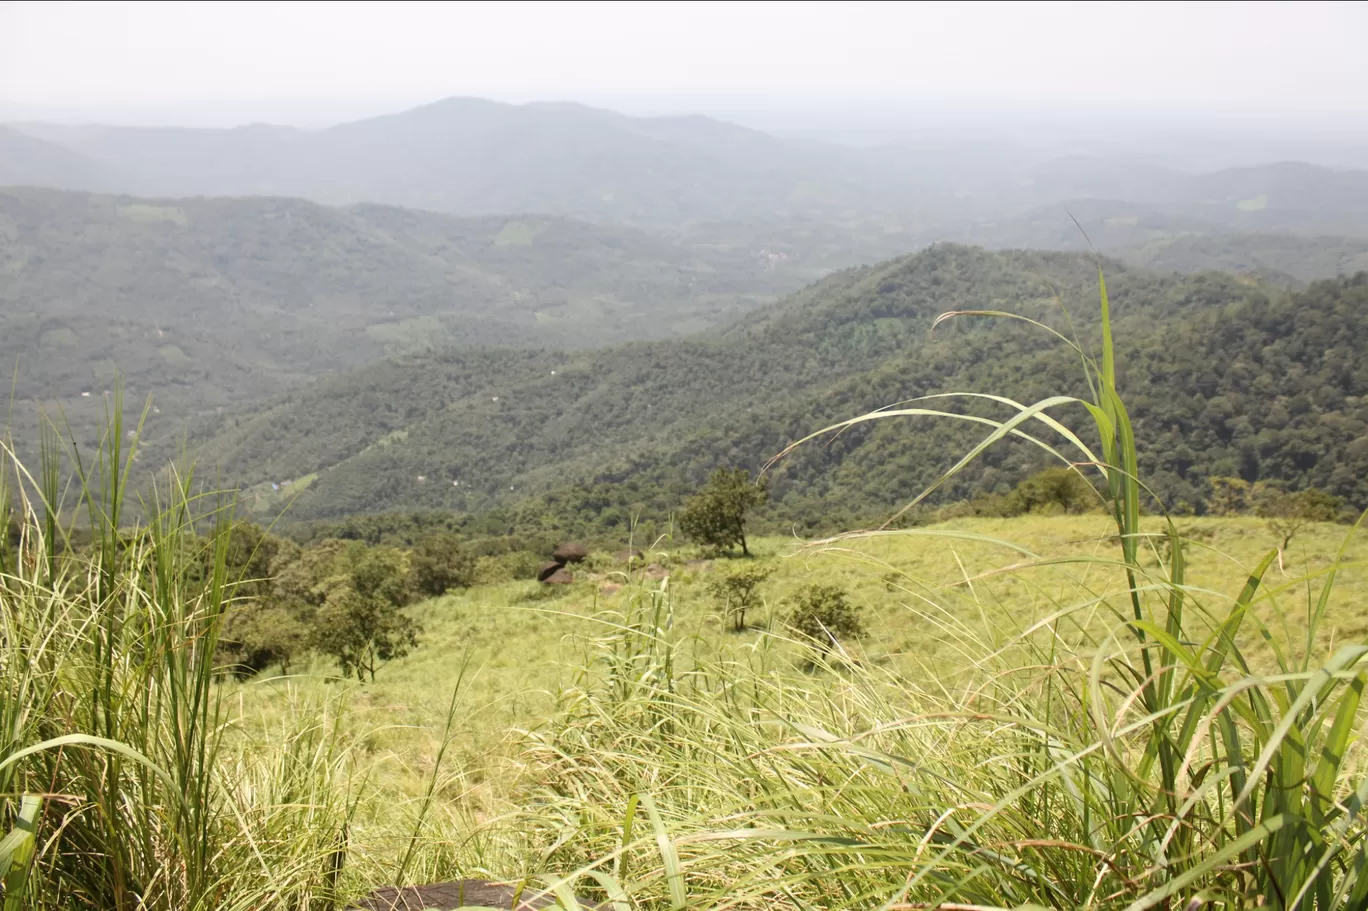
[0,187,809,454]
[174,245,1368,531]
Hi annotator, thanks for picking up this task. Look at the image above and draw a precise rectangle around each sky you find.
[2,0,1366,129]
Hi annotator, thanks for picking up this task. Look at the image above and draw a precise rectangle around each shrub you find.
[1256,484,1345,549]
[788,584,865,655]
[219,602,311,675]
[471,550,544,585]
[1002,466,1097,515]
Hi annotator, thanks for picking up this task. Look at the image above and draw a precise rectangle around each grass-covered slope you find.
[180,246,1368,526]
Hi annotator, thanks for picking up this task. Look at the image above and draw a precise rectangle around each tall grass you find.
[0,400,354,911]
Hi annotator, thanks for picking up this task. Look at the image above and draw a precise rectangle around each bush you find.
[471,550,544,585]
[1256,484,1345,548]
[1002,467,1098,516]
[272,539,422,681]
[788,584,865,655]
[220,602,311,675]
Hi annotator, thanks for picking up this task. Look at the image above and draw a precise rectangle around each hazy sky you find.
[2,0,1366,127]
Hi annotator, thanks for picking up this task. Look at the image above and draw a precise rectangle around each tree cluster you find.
[212,523,476,681]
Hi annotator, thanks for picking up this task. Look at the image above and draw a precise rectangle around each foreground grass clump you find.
[0,414,367,910]
[5,269,1368,910]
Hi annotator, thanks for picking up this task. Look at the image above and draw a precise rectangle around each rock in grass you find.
[543,567,574,585]
[551,542,589,564]
[537,560,566,582]
[351,879,605,909]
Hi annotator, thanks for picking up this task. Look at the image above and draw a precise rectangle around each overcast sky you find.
[2,0,1366,128]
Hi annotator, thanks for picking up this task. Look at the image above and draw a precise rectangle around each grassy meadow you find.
[247,515,1368,801]
[193,513,1368,907]
[6,277,1368,910]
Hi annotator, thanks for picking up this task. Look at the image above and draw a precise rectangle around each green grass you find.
[225,515,1368,823]
[5,271,1368,909]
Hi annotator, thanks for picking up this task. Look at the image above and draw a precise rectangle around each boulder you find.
[552,542,589,564]
[543,567,574,585]
[537,561,566,583]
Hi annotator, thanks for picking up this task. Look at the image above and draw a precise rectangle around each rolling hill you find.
[8,99,906,229]
[174,246,1368,531]
[0,187,813,452]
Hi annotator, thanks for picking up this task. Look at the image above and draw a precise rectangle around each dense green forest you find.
[169,244,1368,537]
[0,187,815,454]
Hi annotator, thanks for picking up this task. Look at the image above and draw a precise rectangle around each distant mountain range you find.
[6,182,1368,475]
[7,97,1368,249]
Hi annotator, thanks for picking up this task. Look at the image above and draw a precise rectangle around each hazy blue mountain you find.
[11,97,1368,247]
[0,126,114,191]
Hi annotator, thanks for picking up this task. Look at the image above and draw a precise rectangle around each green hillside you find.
[0,187,808,453]
[178,245,1368,530]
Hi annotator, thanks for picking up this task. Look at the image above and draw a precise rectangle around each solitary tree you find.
[679,468,767,556]
[706,563,774,632]
[1003,467,1098,516]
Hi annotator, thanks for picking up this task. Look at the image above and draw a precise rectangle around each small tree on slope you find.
[679,468,767,556]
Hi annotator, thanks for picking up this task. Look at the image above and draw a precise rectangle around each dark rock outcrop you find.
[351,879,605,909]
[537,561,566,583]
[552,543,589,564]
[544,567,574,585]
